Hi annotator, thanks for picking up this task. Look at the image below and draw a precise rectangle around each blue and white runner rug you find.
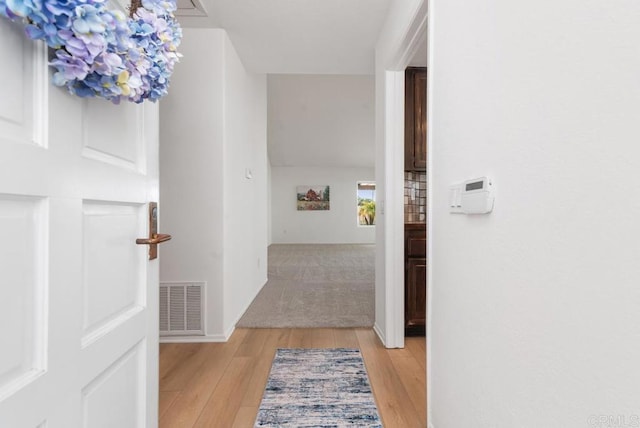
[255,348,383,427]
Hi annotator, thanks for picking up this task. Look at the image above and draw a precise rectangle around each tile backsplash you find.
[405,171,427,223]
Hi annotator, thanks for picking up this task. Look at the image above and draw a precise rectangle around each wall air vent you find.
[159,282,205,336]
[175,0,208,17]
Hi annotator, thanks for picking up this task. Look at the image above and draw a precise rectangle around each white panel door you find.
[0,18,161,428]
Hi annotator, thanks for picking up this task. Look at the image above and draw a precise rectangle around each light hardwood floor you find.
[159,328,426,428]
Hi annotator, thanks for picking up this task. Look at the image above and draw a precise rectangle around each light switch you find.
[449,183,463,213]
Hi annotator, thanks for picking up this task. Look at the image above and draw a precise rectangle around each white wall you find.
[271,166,375,244]
[267,158,273,245]
[159,29,226,336]
[429,0,640,426]
[160,28,268,340]
[222,35,269,332]
[268,74,375,168]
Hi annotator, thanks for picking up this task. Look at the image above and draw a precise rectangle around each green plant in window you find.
[358,200,376,225]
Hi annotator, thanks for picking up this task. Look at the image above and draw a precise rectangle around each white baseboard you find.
[223,324,236,341]
[373,322,386,346]
[160,333,229,343]
[160,319,238,344]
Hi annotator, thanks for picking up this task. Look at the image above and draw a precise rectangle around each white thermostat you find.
[449,177,494,214]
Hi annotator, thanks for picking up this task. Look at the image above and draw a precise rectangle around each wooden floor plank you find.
[193,356,254,428]
[240,329,288,408]
[232,406,258,428]
[158,344,185,381]
[234,328,271,357]
[406,336,427,371]
[389,341,420,359]
[310,328,336,348]
[274,328,292,348]
[333,328,359,348]
[159,329,248,428]
[159,343,204,391]
[356,329,424,428]
[287,328,313,348]
[389,354,427,423]
[158,391,180,420]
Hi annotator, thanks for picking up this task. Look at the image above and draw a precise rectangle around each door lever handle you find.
[136,233,172,245]
[137,202,170,260]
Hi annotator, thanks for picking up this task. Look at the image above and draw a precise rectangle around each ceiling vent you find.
[175,0,208,17]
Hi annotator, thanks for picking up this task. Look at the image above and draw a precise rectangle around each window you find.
[357,182,376,226]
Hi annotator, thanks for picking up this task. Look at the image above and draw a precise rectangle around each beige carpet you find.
[237,244,375,328]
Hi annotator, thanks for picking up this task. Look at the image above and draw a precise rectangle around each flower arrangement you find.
[0,0,182,103]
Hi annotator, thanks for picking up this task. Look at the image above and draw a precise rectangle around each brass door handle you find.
[138,202,170,260]
[136,234,172,245]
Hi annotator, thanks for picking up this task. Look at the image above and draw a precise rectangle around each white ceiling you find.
[176,0,392,74]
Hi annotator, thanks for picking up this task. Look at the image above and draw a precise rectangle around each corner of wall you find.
[373,322,387,347]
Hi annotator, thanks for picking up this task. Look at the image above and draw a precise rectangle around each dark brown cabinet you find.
[404,67,427,336]
[405,224,426,336]
[405,67,427,171]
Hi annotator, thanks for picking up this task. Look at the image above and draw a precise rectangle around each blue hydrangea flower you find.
[1,0,181,103]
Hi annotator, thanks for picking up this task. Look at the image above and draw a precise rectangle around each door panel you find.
[0,196,47,401]
[406,258,427,336]
[82,101,145,172]
[0,17,160,427]
[81,202,146,346]
[0,20,46,147]
[81,342,145,428]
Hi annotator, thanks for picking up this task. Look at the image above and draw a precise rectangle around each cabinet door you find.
[404,67,427,171]
[405,258,427,336]
[413,70,427,169]
[406,229,427,257]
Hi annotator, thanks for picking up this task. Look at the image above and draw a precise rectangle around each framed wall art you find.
[297,185,330,211]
